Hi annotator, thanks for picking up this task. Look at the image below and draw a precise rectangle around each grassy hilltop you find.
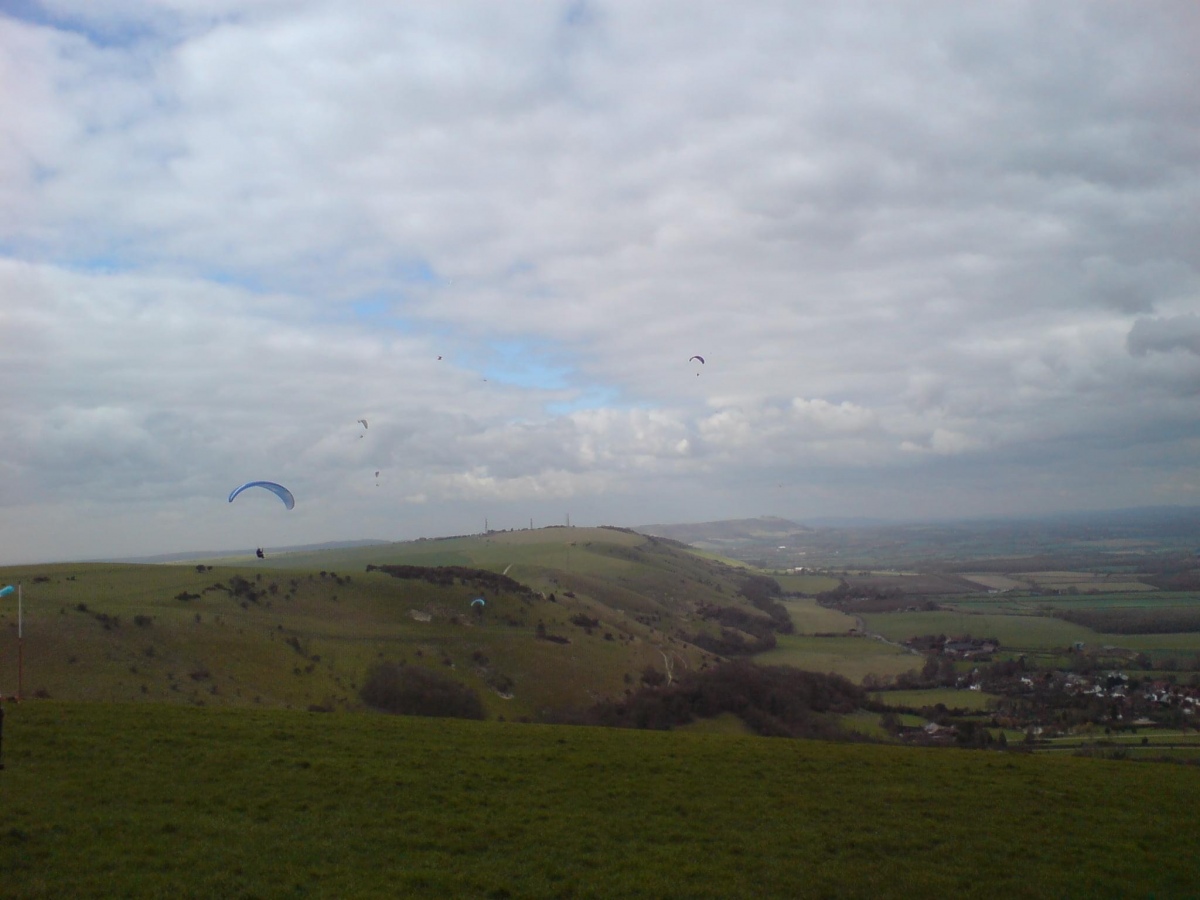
[0,527,785,719]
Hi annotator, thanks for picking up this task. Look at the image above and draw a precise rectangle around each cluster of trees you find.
[201,575,274,605]
[691,605,779,655]
[815,582,930,613]
[1055,607,1200,635]
[535,621,570,644]
[687,574,795,656]
[359,662,486,720]
[1144,560,1200,592]
[583,661,866,740]
[366,564,532,596]
[736,574,794,634]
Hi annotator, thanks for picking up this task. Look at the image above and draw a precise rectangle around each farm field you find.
[959,573,1028,591]
[754,635,920,682]
[924,592,1200,657]
[1103,632,1200,654]
[1038,731,1200,761]
[772,573,842,594]
[837,709,892,739]
[3,701,1200,898]
[778,597,856,634]
[953,592,1200,612]
[860,610,1096,651]
[1016,571,1157,590]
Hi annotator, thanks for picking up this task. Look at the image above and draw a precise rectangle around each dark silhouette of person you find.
[256,548,265,559]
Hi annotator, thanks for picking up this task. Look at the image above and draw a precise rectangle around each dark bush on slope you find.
[360,662,486,720]
[586,660,866,740]
[366,564,533,596]
[737,574,794,634]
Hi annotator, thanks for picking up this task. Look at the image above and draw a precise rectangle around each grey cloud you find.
[1128,314,1200,358]
[2,1,1200,561]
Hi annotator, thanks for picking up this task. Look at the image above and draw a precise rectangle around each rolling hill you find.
[0,527,795,720]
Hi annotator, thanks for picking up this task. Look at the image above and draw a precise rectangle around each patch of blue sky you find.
[503,259,537,278]
[350,297,394,320]
[204,269,269,294]
[479,338,574,390]
[545,386,625,416]
[395,259,440,284]
[310,295,418,334]
[562,1,592,27]
[62,254,135,276]
[1,0,164,48]
[1,0,60,28]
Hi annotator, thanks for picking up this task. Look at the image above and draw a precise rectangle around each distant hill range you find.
[639,508,1200,566]
[637,516,815,549]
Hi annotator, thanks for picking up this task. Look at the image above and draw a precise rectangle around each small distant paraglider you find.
[256,548,265,559]
[0,585,13,598]
[689,355,705,375]
[471,597,486,608]
[228,481,295,510]
[357,418,368,438]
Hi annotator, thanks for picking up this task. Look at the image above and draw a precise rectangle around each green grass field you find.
[954,592,1200,613]
[859,607,1200,658]
[779,598,857,634]
[3,701,1199,898]
[772,573,842,594]
[754,635,920,682]
[1015,571,1157,591]
[860,610,1096,651]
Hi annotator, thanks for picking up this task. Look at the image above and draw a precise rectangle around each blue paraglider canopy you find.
[471,597,486,607]
[228,481,295,510]
[0,585,13,598]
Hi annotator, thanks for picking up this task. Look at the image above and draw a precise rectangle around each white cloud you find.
[1,1,1199,561]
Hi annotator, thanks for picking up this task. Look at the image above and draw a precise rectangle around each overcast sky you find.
[2,1,1198,563]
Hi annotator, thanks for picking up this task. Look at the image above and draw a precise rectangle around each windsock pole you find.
[16,583,22,701]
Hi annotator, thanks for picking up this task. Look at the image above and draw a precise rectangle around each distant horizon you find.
[4,503,1197,568]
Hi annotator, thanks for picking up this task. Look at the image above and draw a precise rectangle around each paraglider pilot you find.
[256,548,265,559]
